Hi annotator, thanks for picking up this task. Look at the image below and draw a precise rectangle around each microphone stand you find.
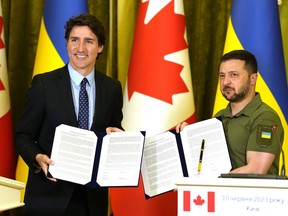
[272,126,286,177]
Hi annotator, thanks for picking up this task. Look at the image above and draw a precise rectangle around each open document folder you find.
[48,124,145,187]
[141,118,231,198]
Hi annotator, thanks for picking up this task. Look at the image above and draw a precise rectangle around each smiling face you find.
[219,59,257,103]
[67,25,104,76]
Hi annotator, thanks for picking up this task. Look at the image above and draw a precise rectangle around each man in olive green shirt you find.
[214,92,283,174]
[177,50,284,175]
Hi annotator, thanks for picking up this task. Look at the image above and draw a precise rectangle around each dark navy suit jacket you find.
[15,65,123,216]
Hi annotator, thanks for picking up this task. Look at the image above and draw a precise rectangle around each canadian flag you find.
[121,0,196,133]
[0,3,15,179]
[110,0,196,215]
[183,190,215,213]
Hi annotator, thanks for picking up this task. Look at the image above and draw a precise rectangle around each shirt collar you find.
[68,63,95,86]
[222,92,262,117]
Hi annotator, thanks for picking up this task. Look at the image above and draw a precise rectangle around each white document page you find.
[49,124,97,185]
[96,131,145,187]
[141,131,183,197]
[180,118,231,177]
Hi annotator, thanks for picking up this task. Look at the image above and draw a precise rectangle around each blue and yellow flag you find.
[213,0,288,174]
[279,0,288,82]
[15,0,88,201]
[33,1,88,74]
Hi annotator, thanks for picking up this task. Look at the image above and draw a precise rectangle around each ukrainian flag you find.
[213,0,288,174]
[34,1,88,73]
[261,131,272,140]
[15,0,88,201]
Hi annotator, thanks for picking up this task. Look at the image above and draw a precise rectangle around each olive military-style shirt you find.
[214,93,284,175]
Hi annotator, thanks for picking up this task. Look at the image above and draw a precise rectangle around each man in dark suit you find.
[15,14,123,216]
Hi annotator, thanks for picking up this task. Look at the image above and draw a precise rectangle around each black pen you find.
[197,139,205,175]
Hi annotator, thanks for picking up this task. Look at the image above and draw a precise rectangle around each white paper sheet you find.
[96,131,145,186]
[141,131,184,197]
[180,118,231,177]
[49,125,145,187]
[49,124,97,185]
[141,118,231,197]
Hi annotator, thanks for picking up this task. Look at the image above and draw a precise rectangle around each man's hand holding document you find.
[180,118,231,177]
[141,118,231,198]
[48,118,230,197]
[49,124,145,187]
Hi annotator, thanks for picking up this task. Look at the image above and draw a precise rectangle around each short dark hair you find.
[220,50,258,74]
[64,13,106,47]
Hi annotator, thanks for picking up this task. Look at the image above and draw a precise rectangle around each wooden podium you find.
[176,177,288,216]
[0,176,25,211]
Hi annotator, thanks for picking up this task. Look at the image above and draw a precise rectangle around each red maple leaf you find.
[0,15,6,91]
[193,195,205,206]
[127,0,189,104]
[0,79,5,91]
[0,16,5,49]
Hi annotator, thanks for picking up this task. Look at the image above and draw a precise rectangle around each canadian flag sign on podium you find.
[176,178,288,216]
[182,190,215,213]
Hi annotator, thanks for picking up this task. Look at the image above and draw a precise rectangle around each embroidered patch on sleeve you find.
[256,125,273,147]
[261,131,272,139]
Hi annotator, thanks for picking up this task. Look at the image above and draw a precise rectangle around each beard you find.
[221,82,250,103]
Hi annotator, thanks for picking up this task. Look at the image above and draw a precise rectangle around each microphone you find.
[272,125,286,177]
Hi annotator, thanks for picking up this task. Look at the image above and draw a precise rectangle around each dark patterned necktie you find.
[78,78,89,129]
